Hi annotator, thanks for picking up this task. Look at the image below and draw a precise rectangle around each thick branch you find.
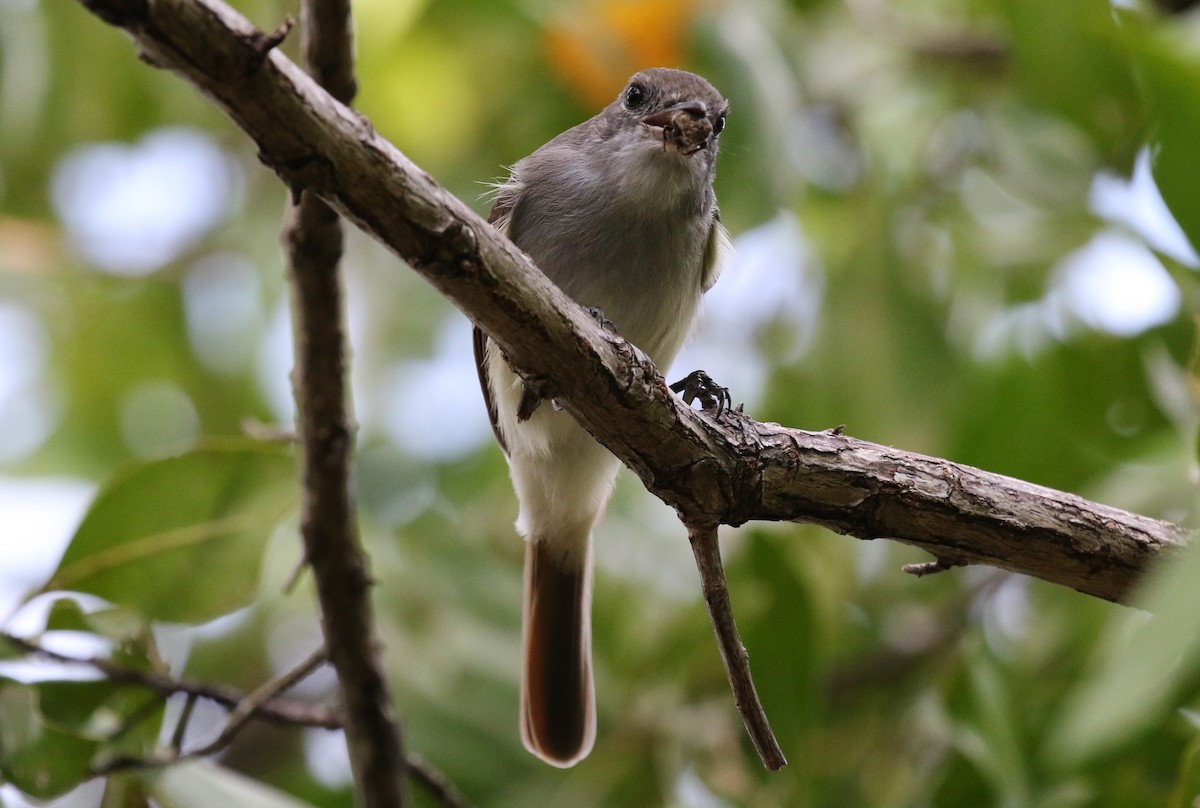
[76,0,1189,606]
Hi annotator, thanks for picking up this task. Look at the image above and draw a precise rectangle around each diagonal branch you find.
[74,0,1189,609]
[687,522,786,770]
[0,633,476,808]
[0,631,341,728]
[185,645,329,757]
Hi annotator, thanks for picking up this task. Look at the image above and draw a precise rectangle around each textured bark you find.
[76,0,1190,607]
[281,0,409,803]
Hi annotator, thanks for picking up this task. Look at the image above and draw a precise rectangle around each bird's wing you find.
[473,323,506,455]
[701,208,735,293]
[473,177,523,456]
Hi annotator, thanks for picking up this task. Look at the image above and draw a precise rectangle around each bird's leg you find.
[670,370,732,418]
[586,306,616,331]
[523,307,617,420]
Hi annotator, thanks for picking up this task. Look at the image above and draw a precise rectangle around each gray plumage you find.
[474,67,732,767]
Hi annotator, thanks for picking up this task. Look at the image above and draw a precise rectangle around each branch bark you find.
[75,0,1189,608]
[281,0,409,804]
[687,522,785,770]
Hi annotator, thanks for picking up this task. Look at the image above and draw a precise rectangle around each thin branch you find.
[407,752,476,808]
[902,558,963,577]
[687,523,786,771]
[282,0,409,803]
[0,632,341,728]
[170,692,199,752]
[188,645,329,756]
[1,634,476,808]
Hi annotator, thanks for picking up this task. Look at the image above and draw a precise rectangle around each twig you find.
[97,646,330,771]
[902,557,964,577]
[686,523,786,771]
[407,752,476,808]
[170,692,199,752]
[241,417,297,443]
[188,645,328,756]
[282,555,309,594]
[2,634,475,808]
[0,632,341,728]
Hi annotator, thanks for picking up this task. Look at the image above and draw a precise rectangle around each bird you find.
[473,67,732,767]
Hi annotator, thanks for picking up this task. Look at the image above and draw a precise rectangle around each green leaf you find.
[102,774,153,808]
[0,635,22,661]
[1045,537,1200,766]
[39,440,297,625]
[36,679,126,730]
[741,533,818,748]
[954,652,1030,808]
[1132,25,1200,255]
[1007,0,1137,133]
[82,606,155,646]
[1169,733,1200,808]
[145,760,321,808]
[34,677,163,764]
[43,597,95,633]
[0,681,98,799]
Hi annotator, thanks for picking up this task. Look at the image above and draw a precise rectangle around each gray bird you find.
[474,67,732,767]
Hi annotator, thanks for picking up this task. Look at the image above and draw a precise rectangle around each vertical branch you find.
[686,522,787,771]
[284,1,408,806]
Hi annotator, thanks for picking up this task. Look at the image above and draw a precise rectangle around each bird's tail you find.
[520,536,595,767]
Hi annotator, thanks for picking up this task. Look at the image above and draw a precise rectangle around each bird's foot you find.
[670,370,733,418]
[586,306,616,331]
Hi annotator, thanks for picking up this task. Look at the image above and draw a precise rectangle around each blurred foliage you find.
[42,441,297,624]
[3,0,1200,806]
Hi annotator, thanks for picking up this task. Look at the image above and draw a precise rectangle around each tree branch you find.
[687,522,786,770]
[184,645,329,758]
[75,0,1188,610]
[0,631,341,728]
[0,633,476,808]
[278,0,409,803]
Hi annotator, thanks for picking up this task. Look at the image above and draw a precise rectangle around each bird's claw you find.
[586,306,616,331]
[516,385,543,421]
[670,370,732,418]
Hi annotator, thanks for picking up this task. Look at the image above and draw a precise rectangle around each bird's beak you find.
[641,101,713,156]
[640,100,708,128]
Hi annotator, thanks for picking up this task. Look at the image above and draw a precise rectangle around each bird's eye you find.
[625,83,646,109]
[713,115,726,136]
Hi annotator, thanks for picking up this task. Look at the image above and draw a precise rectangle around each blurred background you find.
[4,0,1200,805]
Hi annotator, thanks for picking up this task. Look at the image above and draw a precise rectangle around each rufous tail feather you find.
[519,539,595,767]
